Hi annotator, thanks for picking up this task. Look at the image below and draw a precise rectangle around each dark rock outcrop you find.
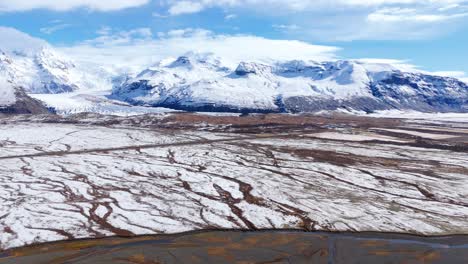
[0,87,51,115]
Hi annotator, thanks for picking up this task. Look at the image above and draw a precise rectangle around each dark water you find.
[1,231,467,264]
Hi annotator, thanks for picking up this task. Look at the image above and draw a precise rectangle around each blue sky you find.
[1,0,467,78]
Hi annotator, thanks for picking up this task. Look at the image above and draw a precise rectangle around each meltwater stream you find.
[1,231,467,264]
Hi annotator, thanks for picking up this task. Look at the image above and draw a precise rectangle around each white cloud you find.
[438,3,461,11]
[367,7,467,22]
[163,0,468,14]
[168,1,204,15]
[224,14,237,20]
[432,71,467,78]
[432,71,468,83]
[354,58,419,72]
[162,0,468,40]
[152,12,169,18]
[0,0,149,12]
[40,23,72,34]
[96,26,112,36]
[0,27,48,55]
[84,27,153,46]
[57,27,468,81]
[273,24,300,32]
[2,26,467,84]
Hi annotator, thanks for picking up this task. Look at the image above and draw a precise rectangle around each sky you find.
[0,0,467,81]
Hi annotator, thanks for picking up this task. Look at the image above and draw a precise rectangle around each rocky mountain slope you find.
[112,54,468,113]
[0,79,50,114]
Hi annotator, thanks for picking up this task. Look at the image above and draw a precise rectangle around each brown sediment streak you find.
[57,166,135,237]
[26,226,75,240]
[213,184,257,230]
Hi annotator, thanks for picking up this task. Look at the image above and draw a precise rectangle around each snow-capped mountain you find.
[0,46,115,95]
[0,42,118,114]
[0,27,467,115]
[1,36,467,115]
[0,47,83,114]
[112,54,468,113]
[1,52,49,114]
[0,48,79,94]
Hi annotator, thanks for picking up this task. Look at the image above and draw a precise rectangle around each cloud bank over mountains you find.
[0,27,48,55]
[58,27,341,71]
[2,25,467,81]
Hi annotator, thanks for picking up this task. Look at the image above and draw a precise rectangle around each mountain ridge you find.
[112,54,468,113]
[0,46,467,115]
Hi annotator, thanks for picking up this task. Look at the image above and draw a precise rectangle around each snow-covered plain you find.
[367,110,468,123]
[0,116,467,250]
[375,128,459,140]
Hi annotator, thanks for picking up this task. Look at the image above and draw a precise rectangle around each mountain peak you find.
[235,62,272,76]
[0,51,13,65]
[164,53,229,73]
[35,47,76,71]
[168,56,193,68]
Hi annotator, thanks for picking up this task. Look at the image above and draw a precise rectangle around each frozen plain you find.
[0,113,467,250]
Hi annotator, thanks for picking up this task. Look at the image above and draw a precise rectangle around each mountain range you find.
[1,46,467,115]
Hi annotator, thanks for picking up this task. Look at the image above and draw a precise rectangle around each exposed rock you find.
[0,86,51,115]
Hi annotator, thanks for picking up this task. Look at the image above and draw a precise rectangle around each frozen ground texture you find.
[0,113,467,250]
